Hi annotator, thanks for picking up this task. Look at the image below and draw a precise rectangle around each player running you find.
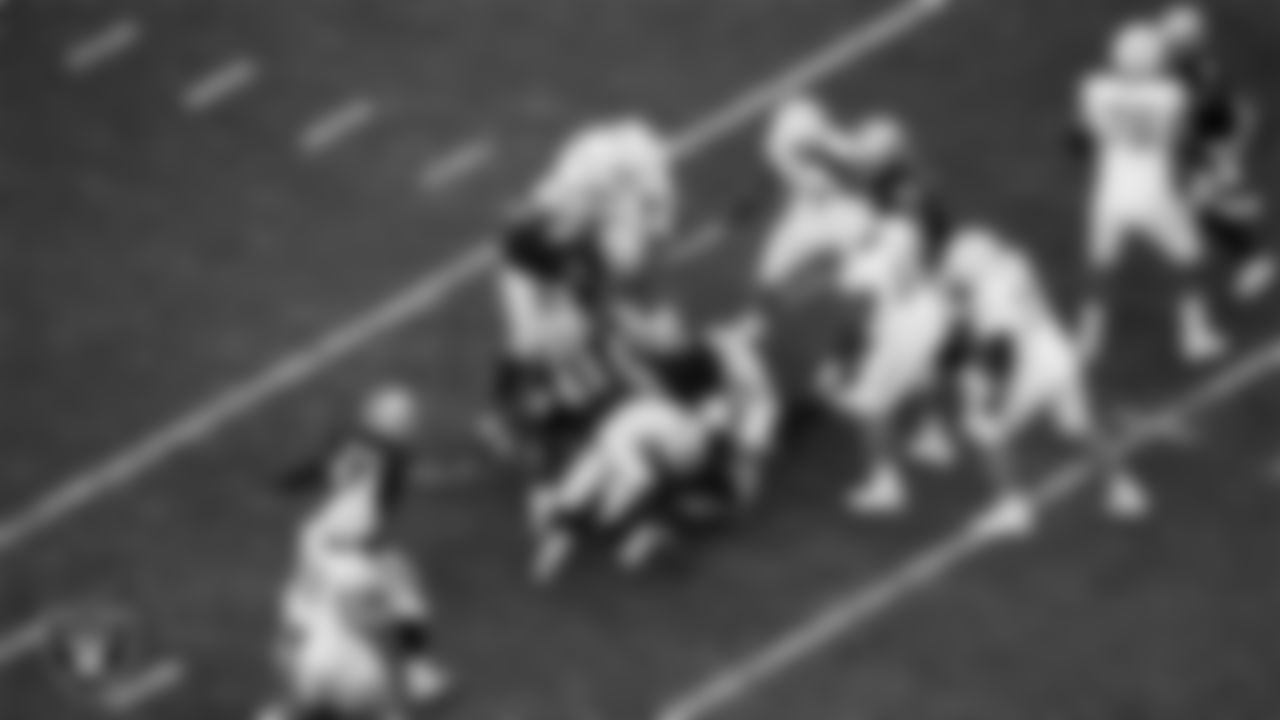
[942,227,1148,536]
[1076,21,1227,366]
[261,387,450,720]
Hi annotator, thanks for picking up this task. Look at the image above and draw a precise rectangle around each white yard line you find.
[0,0,962,561]
[65,19,142,76]
[299,97,379,156]
[181,56,259,114]
[656,337,1280,720]
[418,138,496,194]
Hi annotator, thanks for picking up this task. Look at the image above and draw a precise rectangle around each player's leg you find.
[712,319,782,506]
[1152,192,1228,364]
[373,552,452,705]
[1078,188,1131,364]
[821,328,912,516]
[957,338,1038,538]
[1193,150,1274,302]
[901,292,961,471]
[1034,328,1149,520]
[528,442,612,584]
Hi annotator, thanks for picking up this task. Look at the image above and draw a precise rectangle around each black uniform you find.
[1173,47,1263,260]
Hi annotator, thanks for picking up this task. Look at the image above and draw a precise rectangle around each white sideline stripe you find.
[65,19,142,76]
[0,0,959,560]
[300,97,378,156]
[418,138,496,193]
[182,56,258,113]
[656,337,1280,720]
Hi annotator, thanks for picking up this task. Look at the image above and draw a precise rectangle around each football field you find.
[2,0,1280,718]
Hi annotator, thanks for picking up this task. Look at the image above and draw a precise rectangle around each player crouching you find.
[261,387,450,720]
[526,309,779,584]
[942,228,1148,538]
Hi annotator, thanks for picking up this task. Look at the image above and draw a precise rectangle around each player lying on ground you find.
[1075,20,1228,366]
[526,305,779,584]
[261,387,450,720]
[1155,3,1274,302]
[942,227,1148,536]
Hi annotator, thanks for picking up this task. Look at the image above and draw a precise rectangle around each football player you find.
[1076,22,1227,366]
[753,97,887,302]
[264,387,450,720]
[816,182,959,515]
[529,116,678,285]
[485,210,617,468]
[1156,4,1272,301]
[527,307,779,583]
[942,227,1148,537]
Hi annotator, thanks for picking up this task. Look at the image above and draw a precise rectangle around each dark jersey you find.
[284,430,412,516]
[1174,49,1249,163]
[645,341,727,406]
[501,213,605,302]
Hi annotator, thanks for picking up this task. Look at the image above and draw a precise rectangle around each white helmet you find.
[767,94,836,157]
[846,114,908,167]
[944,225,1005,282]
[1159,4,1207,50]
[1111,22,1168,75]
[360,384,418,442]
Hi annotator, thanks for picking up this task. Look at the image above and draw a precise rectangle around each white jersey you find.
[944,230,1051,341]
[553,395,715,524]
[277,550,400,713]
[836,213,927,308]
[299,482,380,570]
[532,119,676,273]
[1081,70,1188,193]
[496,266,590,361]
